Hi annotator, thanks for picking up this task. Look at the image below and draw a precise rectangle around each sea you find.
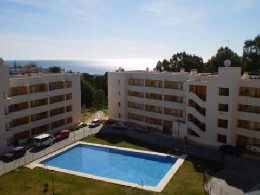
[4,59,160,75]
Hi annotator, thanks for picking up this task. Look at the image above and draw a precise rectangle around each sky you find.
[0,0,259,62]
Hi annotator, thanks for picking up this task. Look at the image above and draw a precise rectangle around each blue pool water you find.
[40,144,177,187]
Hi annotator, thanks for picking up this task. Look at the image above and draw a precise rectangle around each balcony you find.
[51,119,66,129]
[145,93,162,101]
[31,111,49,122]
[145,105,162,114]
[145,116,162,125]
[65,80,72,88]
[128,79,144,86]
[240,87,260,98]
[189,85,206,101]
[187,106,205,123]
[29,83,48,93]
[187,92,206,108]
[49,95,65,104]
[128,90,144,98]
[128,112,144,122]
[66,93,72,100]
[9,116,30,128]
[188,99,206,116]
[9,101,29,113]
[9,86,28,97]
[164,81,183,90]
[49,81,64,91]
[164,95,183,104]
[188,114,205,132]
[30,98,48,108]
[50,107,65,117]
[145,79,162,88]
[31,124,49,135]
[66,105,72,112]
[164,107,183,117]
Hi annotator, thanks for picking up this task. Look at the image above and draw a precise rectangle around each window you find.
[217,134,227,143]
[218,104,228,112]
[65,80,72,88]
[118,113,121,118]
[218,119,228,128]
[219,88,229,96]
[66,105,72,112]
[67,117,73,124]
[118,80,120,85]
[118,91,120,96]
[118,102,121,107]
[66,93,72,100]
[189,85,207,101]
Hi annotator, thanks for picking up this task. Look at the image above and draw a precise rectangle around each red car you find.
[55,130,70,141]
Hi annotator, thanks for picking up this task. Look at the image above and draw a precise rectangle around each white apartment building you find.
[0,62,81,154]
[108,66,260,153]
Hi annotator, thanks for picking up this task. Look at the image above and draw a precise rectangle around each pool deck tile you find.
[26,141,187,192]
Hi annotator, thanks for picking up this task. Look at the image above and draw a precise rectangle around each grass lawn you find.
[0,133,221,195]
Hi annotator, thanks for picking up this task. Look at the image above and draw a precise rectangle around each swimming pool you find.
[37,142,185,192]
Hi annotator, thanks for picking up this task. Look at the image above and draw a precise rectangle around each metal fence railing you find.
[0,125,102,176]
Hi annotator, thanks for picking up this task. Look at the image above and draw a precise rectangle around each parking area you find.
[1,122,259,194]
[0,124,103,176]
[101,125,260,194]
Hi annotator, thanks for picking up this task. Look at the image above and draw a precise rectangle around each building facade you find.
[108,67,260,152]
[0,64,81,154]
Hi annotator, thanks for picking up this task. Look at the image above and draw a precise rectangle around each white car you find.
[88,119,100,128]
[33,133,55,147]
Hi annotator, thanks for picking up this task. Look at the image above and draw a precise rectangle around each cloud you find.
[142,0,206,27]
[7,0,110,23]
[231,0,258,10]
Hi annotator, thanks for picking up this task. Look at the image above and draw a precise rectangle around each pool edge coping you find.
[26,141,187,192]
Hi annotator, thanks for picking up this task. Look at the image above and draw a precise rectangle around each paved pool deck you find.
[26,141,187,192]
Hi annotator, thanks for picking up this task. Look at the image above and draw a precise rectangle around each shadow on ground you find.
[84,130,260,193]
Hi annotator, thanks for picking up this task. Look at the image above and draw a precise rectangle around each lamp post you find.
[177,123,180,141]
[177,123,180,154]
[50,170,54,195]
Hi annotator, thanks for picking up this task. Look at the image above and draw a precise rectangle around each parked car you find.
[112,122,127,129]
[219,144,241,156]
[135,126,149,133]
[78,122,87,129]
[88,119,100,128]
[55,130,70,141]
[2,146,26,162]
[33,133,55,147]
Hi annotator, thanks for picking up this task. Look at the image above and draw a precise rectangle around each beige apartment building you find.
[0,63,81,154]
[108,66,260,153]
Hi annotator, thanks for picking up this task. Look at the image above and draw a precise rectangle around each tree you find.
[80,77,94,107]
[204,47,242,73]
[80,73,108,108]
[49,66,61,73]
[92,89,106,108]
[242,35,260,73]
[155,52,204,72]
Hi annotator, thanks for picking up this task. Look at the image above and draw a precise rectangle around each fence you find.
[1,124,222,176]
[0,125,101,176]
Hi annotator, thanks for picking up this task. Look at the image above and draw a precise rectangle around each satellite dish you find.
[224,59,231,67]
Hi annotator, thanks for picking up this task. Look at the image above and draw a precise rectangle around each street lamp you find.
[177,123,180,141]
[50,170,54,195]
[177,123,180,151]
